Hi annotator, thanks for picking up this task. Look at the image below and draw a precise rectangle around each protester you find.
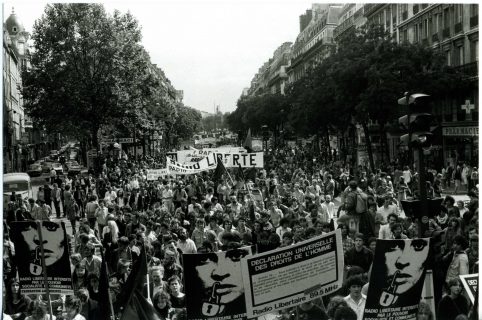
[2,144,478,320]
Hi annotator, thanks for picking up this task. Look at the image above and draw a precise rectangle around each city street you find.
[2,3,479,320]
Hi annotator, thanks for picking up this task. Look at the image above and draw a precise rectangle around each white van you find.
[3,173,33,207]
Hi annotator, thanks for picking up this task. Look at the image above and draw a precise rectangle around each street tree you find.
[22,3,154,149]
[173,106,202,140]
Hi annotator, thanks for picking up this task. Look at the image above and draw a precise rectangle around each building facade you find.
[363,3,479,167]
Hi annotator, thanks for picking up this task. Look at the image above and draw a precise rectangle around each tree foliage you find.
[173,106,202,140]
[22,3,174,148]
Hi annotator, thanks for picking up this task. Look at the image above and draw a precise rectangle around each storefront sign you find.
[442,126,478,137]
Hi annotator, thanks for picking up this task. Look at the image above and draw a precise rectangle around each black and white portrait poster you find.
[183,246,253,320]
[363,238,432,320]
[10,221,74,295]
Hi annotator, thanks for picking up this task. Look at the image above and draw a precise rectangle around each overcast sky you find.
[3,0,324,113]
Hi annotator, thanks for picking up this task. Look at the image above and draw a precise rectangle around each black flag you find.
[117,246,161,320]
[213,156,227,183]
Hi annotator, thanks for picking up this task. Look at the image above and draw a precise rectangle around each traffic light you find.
[398,93,433,148]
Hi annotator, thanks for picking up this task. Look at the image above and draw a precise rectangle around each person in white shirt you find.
[344,275,367,320]
[276,217,292,239]
[378,213,398,240]
[376,196,398,223]
[104,186,117,205]
[320,194,336,223]
[176,228,197,254]
[211,197,224,213]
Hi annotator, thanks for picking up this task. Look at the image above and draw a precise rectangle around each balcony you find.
[442,27,450,38]
[363,4,384,17]
[353,6,364,20]
[454,61,478,78]
[432,33,439,42]
[470,15,478,28]
[454,22,462,34]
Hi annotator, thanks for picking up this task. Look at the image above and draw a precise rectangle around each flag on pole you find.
[117,246,161,320]
[236,163,245,182]
[213,155,227,182]
[243,128,253,153]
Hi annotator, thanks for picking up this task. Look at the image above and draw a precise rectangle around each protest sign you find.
[146,169,171,180]
[241,230,343,318]
[183,246,253,320]
[168,147,245,164]
[10,221,74,295]
[460,273,478,304]
[167,152,263,175]
[363,238,432,320]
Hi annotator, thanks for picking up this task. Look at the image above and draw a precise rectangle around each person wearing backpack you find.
[342,181,374,239]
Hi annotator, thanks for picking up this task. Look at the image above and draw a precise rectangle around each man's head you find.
[345,275,365,300]
[354,233,364,250]
[349,181,357,190]
[387,213,398,226]
[452,235,468,251]
[151,266,164,286]
[334,306,358,320]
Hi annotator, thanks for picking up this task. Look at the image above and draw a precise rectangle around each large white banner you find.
[168,147,246,164]
[241,230,344,318]
[166,152,263,175]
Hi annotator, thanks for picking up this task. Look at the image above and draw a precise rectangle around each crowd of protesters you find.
[2,144,479,320]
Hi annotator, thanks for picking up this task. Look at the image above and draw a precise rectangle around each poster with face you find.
[10,221,74,295]
[183,246,253,320]
[363,238,432,320]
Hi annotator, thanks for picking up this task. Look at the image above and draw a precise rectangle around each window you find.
[403,29,408,42]
[470,4,478,17]
[423,19,429,38]
[455,4,463,23]
[443,8,450,29]
[12,27,16,32]
[414,24,419,42]
[454,45,464,66]
[392,4,398,24]
[446,50,452,66]
[433,13,439,33]
[470,40,478,62]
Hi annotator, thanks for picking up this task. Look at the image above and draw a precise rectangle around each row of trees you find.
[227,24,472,170]
[22,3,201,154]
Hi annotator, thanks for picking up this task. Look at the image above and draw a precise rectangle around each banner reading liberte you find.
[241,230,343,318]
[168,147,246,163]
[166,152,263,175]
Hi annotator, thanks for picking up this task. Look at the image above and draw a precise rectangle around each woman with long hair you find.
[102,219,119,246]
[152,291,174,320]
[4,278,31,320]
[63,296,86,320]
[444,217,463,254]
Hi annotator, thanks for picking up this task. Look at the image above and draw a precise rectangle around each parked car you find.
[41,161,55,173]
[52,162,64,175]
[3,173,33,208]
[66,160,81,175]
[27,163,42,177]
